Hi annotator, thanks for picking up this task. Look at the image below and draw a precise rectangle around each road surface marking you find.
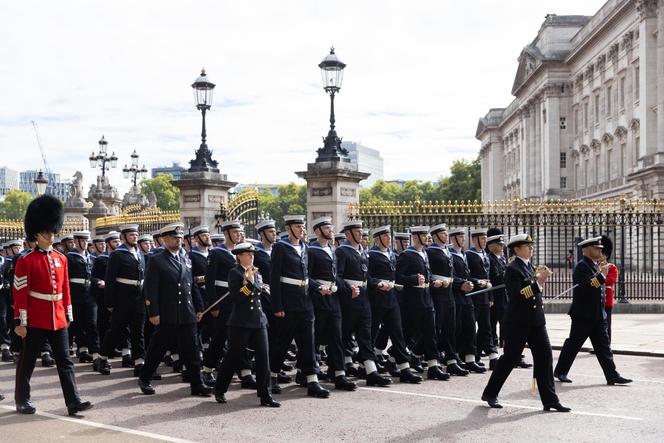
[571,373,664,385]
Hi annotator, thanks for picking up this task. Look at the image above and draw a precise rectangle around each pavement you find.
[0,313,662,442]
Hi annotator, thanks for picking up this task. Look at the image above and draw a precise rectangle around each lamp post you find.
[188,69,219,173]
[123,149,148,187]
[316,47,349,162]
[33,170,48,196]
[89,135,118,177]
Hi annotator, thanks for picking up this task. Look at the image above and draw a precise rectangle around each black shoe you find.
[277,371,292,383]
[427,366,450,381]
[465,361,486,374]
[399,368,422,384]
[172,360,183,373]
[295,372,308,387]
[411,356,424,373]
[376,361,388,374]
[41,353,55,367]
[366,371,392,387]
[93,358,111,375]
[215,392,227,403]
[122,355,133,368]
[241,375,257,389]
[489,358,498,371]
[138,380,155,395]
[447,363,469,376]
[345,364,359,377]
[270,377,282,394]
[191,385,213,397]
[516,358,533,369]
[481,394,502,409]
[543,402,571,412]
[475,360,485,367]
[334,375,358,391]
[317,370,330,382]
[554,373,573,383]
[2,349,15,363]
[281,363,293,371]
[67,400,93,416]
[79,351,93,363]
[112,348,122,357]
[260,396,281,407]
[16,401,36,414]
[202,371,216,387]
[307,382,330,398]
[607,376,632,385]
[356,367,367,380]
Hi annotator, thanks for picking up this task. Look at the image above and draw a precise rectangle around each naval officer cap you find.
[119,224,139,234]
[284,215,306,226]
[448,227,466,237]
[138,234,153,243]
[578,236,603,249]
[429,223,448,235]
[191,225,210,236]
[340,220,363,231]
[470,228,488,237]
[232,242,256,255]
[394,232,410,240]
[371,225,391,237]
[104,231,120,241]
[409,226,429,235]
[221,220,242,231]
[256,220,276,232]
[160,222,185,238]
[486,234,505,245]
[507,233,535,249]
[73,230,91,240]
[311,216,333,231]
[4,239,22,248]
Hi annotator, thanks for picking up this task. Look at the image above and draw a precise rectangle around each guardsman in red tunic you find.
[13,195,93,416]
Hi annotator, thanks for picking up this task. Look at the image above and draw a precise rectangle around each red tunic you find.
[605,263,618,308]
[13,248,73,330]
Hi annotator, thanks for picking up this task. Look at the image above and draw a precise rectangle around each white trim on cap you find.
[507,233,534,248]
[448,228,466,236]
[283,215,305,225]
[470,228,487,236]
[486,234,504,243]
[73,230,91,238]
[429,223,448,234]
[159,222,185,236]
[221,220,242,230]
[119,224,139,232]
[409,226,429,234]
[256,220,276,231]
[578,236,604,248]
[311,216,333,229]
[340,220,363,231]
[371,225,391,237]
[191,225,210,235]
[394,232,409,239]
[104,231,120,241]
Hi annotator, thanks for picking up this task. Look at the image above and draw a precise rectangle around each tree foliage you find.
[0,189,33,220]
[258,183,306,231]
[139,174,180,211]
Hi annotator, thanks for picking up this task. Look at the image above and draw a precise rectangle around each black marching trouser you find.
[70,299,100,354]
[96,295,110,341]
[403,308,439,362]
[101,302,145,361]
[215,326,270,398]
[342,306,375,363]
[314,309,345,371]
[455,304,477,360]
[605,307,612,342]
[483,322,559,406]
[433,300,457,364]
[371,305,410,364]
[202,309,231,369]
[475,304,497,359]
[0,294,11,349]
[140,323,203,387]
[490,304,505,347]
[270,310,316,376]
[554,318,618,380]
[15,327,80,406]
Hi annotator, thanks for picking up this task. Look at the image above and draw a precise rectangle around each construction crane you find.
[31,120,51,176]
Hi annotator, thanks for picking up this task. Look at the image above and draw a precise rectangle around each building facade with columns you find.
[477,0,664,201]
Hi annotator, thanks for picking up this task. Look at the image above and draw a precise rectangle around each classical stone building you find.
[476,0,664,200]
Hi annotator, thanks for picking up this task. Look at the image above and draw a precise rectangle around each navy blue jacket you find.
[269,240,311,313]
[104,245,145,311]
[227,265,268,329]
[569,256,607,323]
[466,248,491,305]
[335,242,370,311]
[450,247,473,306]
[395,247,433,310]
[307,242,341,312]
[503,258,545,326]
[367,246,400,310]
[426,243,455,304]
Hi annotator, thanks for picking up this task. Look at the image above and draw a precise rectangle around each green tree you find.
[436,156,481,202]
[0,189,33,219]
[140,174,180,211]
[258,183,306,230]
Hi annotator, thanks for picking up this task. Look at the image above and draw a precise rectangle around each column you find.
[638,1,658,160]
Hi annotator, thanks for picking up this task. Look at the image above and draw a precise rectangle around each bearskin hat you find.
[486,228,502,237]
[24,194,64,242]
[601,235,614,259]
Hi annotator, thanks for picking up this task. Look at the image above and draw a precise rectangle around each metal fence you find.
[348,197,664,301]
[0,219,86,244]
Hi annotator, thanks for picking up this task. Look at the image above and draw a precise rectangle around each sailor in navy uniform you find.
[448,228,485,373]
[393,232,410,254]
[466,228,499,369]
[426,224,468,376]
[269,215,329,398]
[138,234,153,261]
[90,234,106,262]
[396,226,449,381]
[486,229,507,349]
[333,233,345,248]
[367,225,422,383]
[210,233,224,248]
[138,223,212,397]
[188,225,212,361]
[554,237,632,386]
[67,230,101,369]
[1,240,23,362]
[151,231,164,251]
[97,224,146,376]
[482,234,570,411]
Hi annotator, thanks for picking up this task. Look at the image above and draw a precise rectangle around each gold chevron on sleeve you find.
[520,285,533,299]
[240,285,252,296]
[591,277,600,288]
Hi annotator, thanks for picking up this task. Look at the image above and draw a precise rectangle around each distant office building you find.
[19,170,69,201]
[0,167,19,198]
[342,141,384,187]
[233,183,281,196]
[152,162,186,180]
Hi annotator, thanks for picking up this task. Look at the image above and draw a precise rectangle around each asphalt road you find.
[1,348,662,442]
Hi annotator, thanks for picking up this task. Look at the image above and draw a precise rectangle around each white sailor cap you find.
[119,224,139,234]
[73,230,91,239]
[361,229,369,237]
[429,223,448,235]
[311,216,333,231]
[191,225,210,236]
[4,239,22,248]
[138,234,153,243]
[104,231,120,241]
[409,226,429,235]
[470,228,488,237]
[283,215,306,225]
[61,233,74,241]
[448,227,466,237]
[210,233,225,241]
[371,225,391,237]
[578,236,603,249]
[486,234,505,245]
[507,233,535,248]
[334,233,346,241]
[160,222,185,238]
[340,220,363,231]
[221,220,242,231]
[256,220,276,232]
[92,234,105,243]
[232,242,256,255]
[394,232,410,240]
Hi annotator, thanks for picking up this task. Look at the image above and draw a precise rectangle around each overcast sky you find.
[0,0,606,194]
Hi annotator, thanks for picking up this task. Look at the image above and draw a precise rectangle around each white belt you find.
[431,274,452,283]
[280,277,308,287]
[214,280,229,288]
[29,291,63,301]
[344,279,367,288]
[315,279,338,292]
[69,278,89,285]
[116,278,144,287]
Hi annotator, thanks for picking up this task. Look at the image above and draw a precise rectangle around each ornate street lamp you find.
[34,170,48,196]
[188,68,219,173]
[89,135,118,177]
[123,149,148,187]
[316,47,349,162]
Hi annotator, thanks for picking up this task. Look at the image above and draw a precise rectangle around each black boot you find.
[345,364,359,377]
[138,379,155,395]
[295,372,308,387]
[122,355,133,368]
[399,368,422,384]
[554,373,573,383]
[260,396,281,407]
[607,375,632,385]
[0,349,13,363]
[67,400,93,416]
[172,360,183,373]
[481,394,502,408]
[447,363,469,376]
[16,401,37,414]
[489,358,498,371]
[162,354,174,367]
[543,402,571,412]
[277,371,292,383]
[79,351,93,363]
[191,385,213,397]
[93,357,111,375]
[215,391,227,403]
[465,361,486,374]
[41,353,55,367]
[241,375,257,389]
[515,356,532,368]
[366,371,392,387]
[202,371,216,387]
[334,375,357,391]
[427,365,450,381]
[307,382,330,398]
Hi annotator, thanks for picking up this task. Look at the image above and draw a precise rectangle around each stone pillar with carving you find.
[173,170,237,229]
[63,171,90,231]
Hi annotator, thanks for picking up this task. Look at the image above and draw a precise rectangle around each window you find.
[585,159,590,187]
[594,93,600,123]
[560,117,566,130]
[606,86,612,115]
[560,176,567,189]
[574,109,579,134]
[634,66,640,99]
[620,142,626,177]
[583,102,589,129]
[595,153,600,185]
[560,152,567,169]
[608,148,614,180]
[620,77,626,109]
